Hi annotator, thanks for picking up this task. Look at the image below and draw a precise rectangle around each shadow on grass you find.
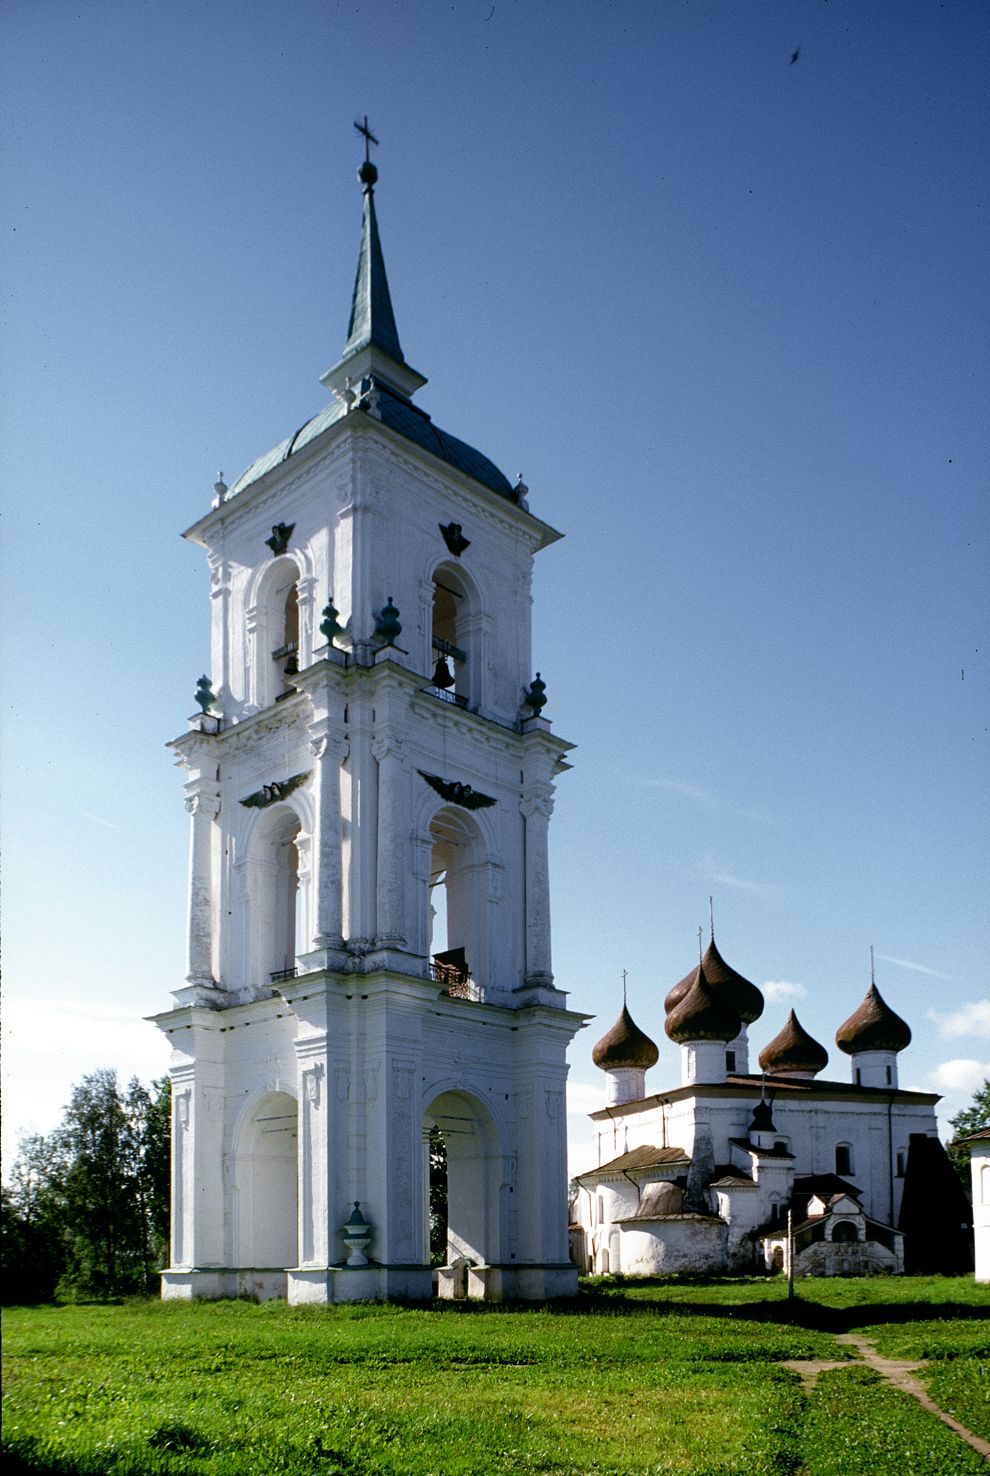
[426,1281,988,1336]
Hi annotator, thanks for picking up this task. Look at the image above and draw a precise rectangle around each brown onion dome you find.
[592,1005,660,1070]
[664,938,764,1024]
[665,962,742,1044]
[759,1010,829,1076]
[835,983,911,1055]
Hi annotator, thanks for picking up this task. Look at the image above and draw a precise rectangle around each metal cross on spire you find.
[621,969,628,1005]
[354,115,379,163]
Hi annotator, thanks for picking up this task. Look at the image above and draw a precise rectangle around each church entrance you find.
[235,1091,298,1278]
[423,1090,502,1292]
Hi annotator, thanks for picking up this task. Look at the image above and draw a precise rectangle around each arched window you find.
[246,807,305,987]
[249,557,302,709]
[427,564,482,711]
[835,1143,854,1176]
[427,808,488,997]
[831,1220,859,1243]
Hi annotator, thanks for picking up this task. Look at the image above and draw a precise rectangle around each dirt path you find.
[782,1334,990,1463]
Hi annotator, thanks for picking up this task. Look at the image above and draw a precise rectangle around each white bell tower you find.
[155,136,586,1303]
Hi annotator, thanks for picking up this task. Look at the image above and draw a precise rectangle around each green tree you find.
[2,1070,172,1302]
[0,1131,67,1303]
[948,1077,990,1186]
[428,1125,448,1266]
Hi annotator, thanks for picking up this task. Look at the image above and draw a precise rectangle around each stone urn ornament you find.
[341,1201,373,1266]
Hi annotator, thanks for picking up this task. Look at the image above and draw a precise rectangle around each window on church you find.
[725,1049,736,1073]
[427,810,485,996]
[896,1150,906,1177]
[430,579,467,705]
[831,1220,859,1243]
[258,558,303,707]
[273,584,300,695]
[835,1143,853,1176]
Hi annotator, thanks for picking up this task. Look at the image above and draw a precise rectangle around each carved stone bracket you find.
[240,771,311,809]
[419,770,496,809]
[439,521,471,556]
[264,522,295,556]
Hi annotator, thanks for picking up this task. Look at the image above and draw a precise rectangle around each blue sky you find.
[3,0,988,1173]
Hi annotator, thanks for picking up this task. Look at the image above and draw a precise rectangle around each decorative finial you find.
[354,115,379,188]
[870,944,875,987]
[320,599,344,647]
[333,374,356,411]
[213,472,228,502]
[709,895,714,942]
[514,473,530,510]
[194,675,219,715]
[698,925,703,967]
[375,595,402,645]
[523,672,547,716]
[622,969,628,1005]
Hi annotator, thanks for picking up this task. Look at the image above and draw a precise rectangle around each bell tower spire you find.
[321,120,427,400]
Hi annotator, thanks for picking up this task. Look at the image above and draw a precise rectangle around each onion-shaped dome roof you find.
[759,1010,829,1076]
[665,962,742,1044]
[664,938,763,1024]
[592,1005,660,1070]
[835,983,912,1055]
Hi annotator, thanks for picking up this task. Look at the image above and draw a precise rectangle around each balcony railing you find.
[427,685,469,709]
[270,966,298,984]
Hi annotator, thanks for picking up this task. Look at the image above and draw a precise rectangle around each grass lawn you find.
[3,1277,988,1475]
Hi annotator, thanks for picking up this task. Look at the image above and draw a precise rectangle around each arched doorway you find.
[235,1091,298,1269]
[422,1090,502,1272]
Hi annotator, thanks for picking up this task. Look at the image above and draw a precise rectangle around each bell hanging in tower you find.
[431,654,455,689]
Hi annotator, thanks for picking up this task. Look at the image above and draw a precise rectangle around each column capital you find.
[184,790,221,817]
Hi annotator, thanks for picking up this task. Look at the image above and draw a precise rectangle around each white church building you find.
[155,138,972,1301]
[153,142,585,1303]
[572,937,972,1278]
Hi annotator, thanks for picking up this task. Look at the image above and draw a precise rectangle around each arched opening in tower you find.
[427,810,480,991]
[423,1091,501,1273]
[235,1091,299,1272]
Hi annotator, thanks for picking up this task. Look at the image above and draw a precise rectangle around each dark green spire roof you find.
[343,167,404,364]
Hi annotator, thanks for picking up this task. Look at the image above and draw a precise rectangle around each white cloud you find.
[877,953,953,981]
[930,1058,990,1094]
[697,867,778,895]
[928,999,990,1039]
[78,809,123,832]
[763,979,807,1004]
[641,777,716,806]
[566,1079,606,1114]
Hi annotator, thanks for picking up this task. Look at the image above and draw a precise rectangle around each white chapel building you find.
[154,146,585,1303]
[572,937,973,1278]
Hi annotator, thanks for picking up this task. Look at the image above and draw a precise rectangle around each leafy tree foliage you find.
[948,1077,990,1186]
[428,1125,448,1266]
[1,1071,170,1303]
